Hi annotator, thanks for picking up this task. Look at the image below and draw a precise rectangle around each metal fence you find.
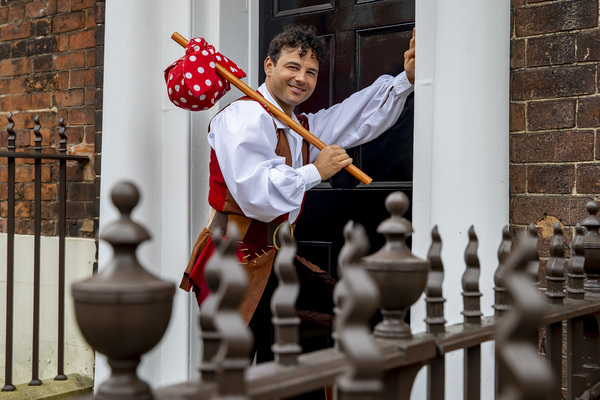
[70,181,600,400]
[0,113,89,391]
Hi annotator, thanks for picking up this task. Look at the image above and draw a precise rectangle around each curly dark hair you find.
[267,25,327,66]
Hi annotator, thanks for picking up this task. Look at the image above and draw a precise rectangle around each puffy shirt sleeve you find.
[305,71,414,162]
[208,100,321,223]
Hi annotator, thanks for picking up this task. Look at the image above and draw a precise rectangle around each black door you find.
[259,0,415,279]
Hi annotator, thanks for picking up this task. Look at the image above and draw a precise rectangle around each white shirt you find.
[208,71,414,224]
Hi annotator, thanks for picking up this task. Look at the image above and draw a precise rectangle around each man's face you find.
[264,47,319,116]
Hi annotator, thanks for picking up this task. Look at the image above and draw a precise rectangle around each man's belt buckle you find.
[272,222,294,251]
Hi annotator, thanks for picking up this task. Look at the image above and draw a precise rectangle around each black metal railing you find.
[68,180,600,400]
[1,112,89,391]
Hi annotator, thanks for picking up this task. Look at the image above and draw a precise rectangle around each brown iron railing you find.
[69,180,600,400]
[1,113,89,391]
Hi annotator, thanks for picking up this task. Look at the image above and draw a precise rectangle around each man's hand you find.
[313,145,353,181]
[404,28,415,84]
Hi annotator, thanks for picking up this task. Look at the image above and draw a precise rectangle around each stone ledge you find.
[0,374,92,400]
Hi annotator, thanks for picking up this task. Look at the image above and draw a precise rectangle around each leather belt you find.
[209,210,294,248]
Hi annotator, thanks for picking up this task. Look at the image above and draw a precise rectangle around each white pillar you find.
[412,0,510,398]
[99,0,193,388]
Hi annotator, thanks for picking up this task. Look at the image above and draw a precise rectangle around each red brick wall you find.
[0,0,104,238]
[510,0,600,267]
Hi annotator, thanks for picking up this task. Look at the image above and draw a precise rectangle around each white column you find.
[412,0,510,398]
[99,0,193,388]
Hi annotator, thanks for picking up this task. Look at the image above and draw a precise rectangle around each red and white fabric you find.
[164,37,246,111]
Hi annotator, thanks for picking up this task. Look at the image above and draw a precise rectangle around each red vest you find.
[208,98,310,224]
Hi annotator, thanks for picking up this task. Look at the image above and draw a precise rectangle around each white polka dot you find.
[224,57,228,62]
[203,107,208,110]
[194,46,200,51]
[216,55,222,61]
[211,98,215,104]
[194,38,201,43]
[205,79,212,86]
[209,62,215,68]
[168,88,172,95]
[194,85,200,91]
[174,101,179,105]
[203,50,209,56]
[181,79,184,85]
[192,105,199,108]
[199,94,206,100]
[169,74,173,81]
[209,49,214,54]
[175,85,180,91]
[231,68,237,72]
[214,92,219,97]
[188,90,193,95]
[189,55,196,62]
[180,97,187,103]
[185,72,192,79]
[197,67,204,74]
[218,81,223,87]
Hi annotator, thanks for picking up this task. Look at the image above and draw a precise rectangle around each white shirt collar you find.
[257,83,301,130]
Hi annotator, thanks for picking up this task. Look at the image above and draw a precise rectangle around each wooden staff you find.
[171,32,373,186]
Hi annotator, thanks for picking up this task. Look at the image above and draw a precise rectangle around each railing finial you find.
[462,226,482,324]
[545,222,566,304]
[567,223,586,299]
[494,225,513,316]
[425,225,446,334]
[582,200,600,293]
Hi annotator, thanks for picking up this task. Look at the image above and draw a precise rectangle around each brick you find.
[55,51,85,70]
[69,30,95,50]
[59,34,69,51]
[10,40,27,58]
[66,163,86,181]
[84,87,95,105]
[53,11,86,33]
[57,0,69,13]
[85,48,95,67]
[0,21,31,41]
[27,36,59,56]
[8,4,25,22]
[510,103,525,132]
[15,218,34,235]
[510,164,526,194]
[1,94,31,111]
[94,109,102,130]
[32,54,55,72]
[511,195,591,226]
[25,0,57,18]
[58,71,69,89]
[578,96,600,128]
[95,44,104,66]
[71,0,96,11]
[67,182,94,201]
[32,18,52,36]
[94,67,103,87]
[512,65,596,101]
[0,43,8,60]
[577,164,600,193]
[15,201,31,218]
[22,183,56,201]
[68,107,94,124]
[511,131,594,162]
[515,0,598,37]
[0,76,26,95]
[85,8,96,28]
[31,92,52,109]
[527,34,575,67]
[70,143,94,154]
[25,72,58,92]
[71,69,94,87]
[95,2,105,24]
[511,0,525,7]
[511,38,525,70]
[528,165,574,194]
[577,30,600,62]
[94,153,100,175]
[0,7,7,24]
[54,89,84,107]
[15,164,32,182]
[527,99,575,131]
[596,134,600,160]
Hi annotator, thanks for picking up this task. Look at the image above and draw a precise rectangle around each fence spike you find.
[495,225,555,400]
[582,201,600,293]
[58,118,67,154]
[462,226,482,324]
[7,112,15,151]
[545,222,566,304]
[494,226,513,316]
[213,224,253,400]
[425,225,446,334]
[198,230,224,382]
[567,223,586,300]
[337,222,382,400]
[271,223,301,366]
[525,223,541,286]
[33,115,41,152]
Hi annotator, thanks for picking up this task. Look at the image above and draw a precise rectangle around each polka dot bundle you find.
[164,37,247,111]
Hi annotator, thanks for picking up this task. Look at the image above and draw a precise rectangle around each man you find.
[180,25,415,364]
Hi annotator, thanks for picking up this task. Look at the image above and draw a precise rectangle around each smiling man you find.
[181,25,415,372]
